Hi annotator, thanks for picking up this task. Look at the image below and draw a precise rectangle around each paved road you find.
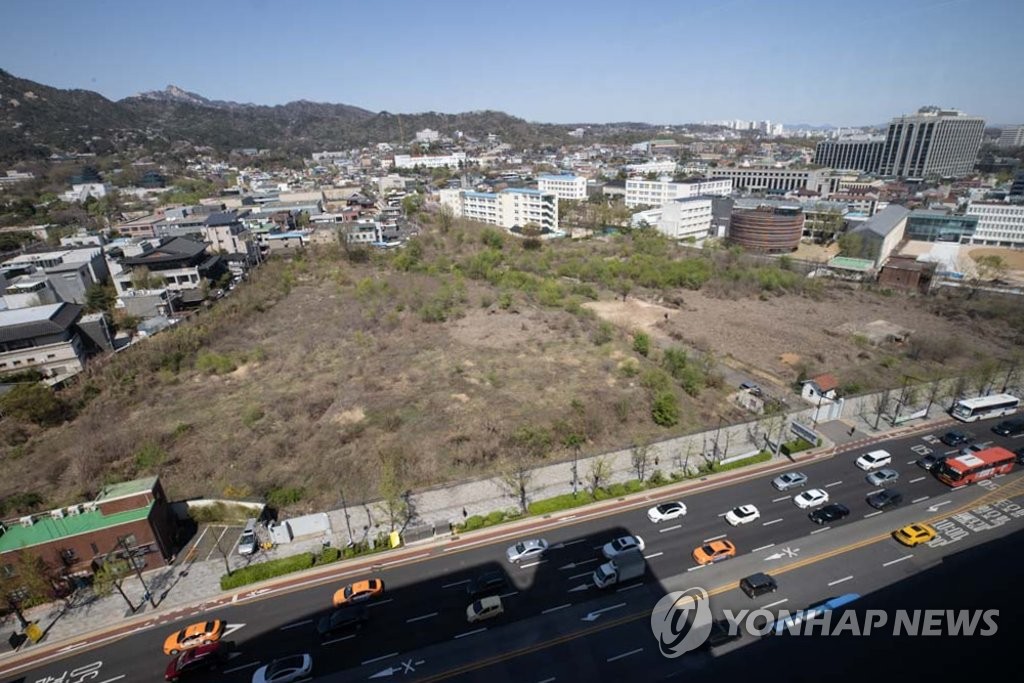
[5,419,1023,683]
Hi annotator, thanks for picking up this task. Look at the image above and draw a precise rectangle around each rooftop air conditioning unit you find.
[19,516,34,527]
[66,505,82,516]
[50,508,65,519]
[82,502,98,512]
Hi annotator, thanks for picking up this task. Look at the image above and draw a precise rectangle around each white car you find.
[855,449,892,471]
[602,535,646,559]
[793,489,829,510]
[724,504,760,526]
[647,501,688,523]
[253,655,313,683]
[505,538,549,563]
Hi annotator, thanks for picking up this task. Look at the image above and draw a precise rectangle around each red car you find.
[165,642,227,681]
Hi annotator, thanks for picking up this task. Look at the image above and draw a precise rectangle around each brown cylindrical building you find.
[727,206,804,253]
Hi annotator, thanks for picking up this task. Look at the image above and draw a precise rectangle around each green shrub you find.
[266,486,305,508]
[196,351,237,375]
[220,552,315,590]
[0,383,68,426]
[528,491,599,515]
[651,391,680,427]
[713,451,773,473]
[607,483,627,497]
[498,292,513,309]
[317,547,342,564]
[134,443,166,469]
[625,479,646,493]
[633,331,651,357]
[591,321,615,345]
[242,405,265,428]
[780,438,814,456]
[647,469,667,486]
[485,510,506,526]
[481,228,505,249]
[463,515,486,531]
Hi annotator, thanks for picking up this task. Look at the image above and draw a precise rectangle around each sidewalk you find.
[1,402,954,663]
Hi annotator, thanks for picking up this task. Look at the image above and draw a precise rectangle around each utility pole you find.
[118,536,155,608]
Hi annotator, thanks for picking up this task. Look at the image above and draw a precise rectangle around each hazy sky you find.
[1,0,1021,126]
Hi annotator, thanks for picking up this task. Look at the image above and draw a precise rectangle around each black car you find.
[701,619,742,649]
[940,430,973,447]
[916,453,947,471]
[866,489,903,511]
[809,503,851,525]
[316,604,368,639]
[1014,447,1024,465]
[992,418,1024,437]
[465,570,509,600]
[740,572,778,598]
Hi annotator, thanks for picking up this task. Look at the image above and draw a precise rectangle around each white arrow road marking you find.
[927,500,953,512]
[582,602,626,622]
[883,555,913,567]
[569,584,590,592]
[224,662,261,674]
[222,623,247,638]
[607,648,643,663]
[454,627,487,639]
[764,598,788,609]
[909,476,926,483]
[558,559,598,570]
[658,524,682,533]
[279,619,312,630]
[406,612,438,623]
[762,518,783,526]
[764,552,784,561]
[442,579,470,588]
[643,551,663,559]
[370,666,398,679]
[828,576,854,586]
[542,603,572,614]
[912,496,930,504]
[362,652,400,666]
[323,634,357,645]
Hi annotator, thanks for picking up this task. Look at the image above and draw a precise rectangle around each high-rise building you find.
[997,125,1024,149]
[813,137,885,173]
[878,107,984,178]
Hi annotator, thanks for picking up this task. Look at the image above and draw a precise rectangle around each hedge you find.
[220,543,384,590]
[705,450,773,473]
[780,438,815,456]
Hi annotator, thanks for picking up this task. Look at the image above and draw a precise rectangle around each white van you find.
[237,518,259,556]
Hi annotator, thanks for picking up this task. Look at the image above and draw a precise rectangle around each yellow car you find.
[892,523,936,547]
[163,619,225,656]
[333,578,385,607]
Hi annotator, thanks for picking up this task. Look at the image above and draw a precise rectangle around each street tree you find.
[630,442,652,482]
[376,449,409,531]
[91,557,137,612]
[871,389,892,430]
[586,456,612,496]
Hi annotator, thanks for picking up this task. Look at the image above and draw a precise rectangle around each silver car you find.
[866,468,899,487]
[506,538,549,563]
[771,471,808,491]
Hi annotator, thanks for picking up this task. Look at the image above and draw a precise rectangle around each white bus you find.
[950,394,1020,422]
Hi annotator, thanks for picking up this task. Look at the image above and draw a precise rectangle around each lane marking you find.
[825,481,843,488]
[687,565,706,572]
[703,533,727,542]
[542,603,572,615]
[912,496,930,503]
[224,662,261,673]
[752,543,775,552]
[607,648,643,663]
[810,526,831,535]
[498,591,519,598]
[406,612,439,623]
[362,652,400,665]
[643,552,663,559]
[454,628,487,639]
[442,579,470,588]
[864,511,883,518]
[828,575,854,586]
[279,619,312,630]
[557,539,587,548]
[537,679,557,683]
[323,634,357,644]
[658,524,682,533]
[906,459,917,465]
[772,495,792,502]
[616,583,644,593]
[762,518,783,526]
[764,598,789,609]
[569,571,592,580]
[381,553,429,567]
[367,599,394,608]
[910,477,926,483]
[520,560,548,568]
[883,554,913,567]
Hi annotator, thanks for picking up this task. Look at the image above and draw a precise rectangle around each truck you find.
[592,548,645,588]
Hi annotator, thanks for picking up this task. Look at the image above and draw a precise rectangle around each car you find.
[724,505,760,526]
[602,534,646,559]
[316,605,368,640]
[237,518,258,556]
[740,572,778,598]
[692,539,737,565]
[465,570,509,600]
[771,471,808,491]
[252,654,313,683]
[163,620,225,656]
[332,579,385,607]
[165,642,228,681]
[940,430,973,447]
[992,418,1024,437]
[808,503,850,525]
[866,488,904,511]
[701,619,742,649]
[959,441,993,456]
[866,468,900,486]
[466,595,504,623]
[855,449,892,471]
[740,382,763,396]
[916,453,947,471]
[505,538,549,563]
[892,523,937,547]
[793,489,829,510]
[647,501,688,523]
[1015,446,1024,465]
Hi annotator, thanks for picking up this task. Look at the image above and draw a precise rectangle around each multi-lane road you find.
[5,419,1024,683]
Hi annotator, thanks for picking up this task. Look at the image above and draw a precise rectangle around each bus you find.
[950,394,1020,422]
[935,446,1016,488]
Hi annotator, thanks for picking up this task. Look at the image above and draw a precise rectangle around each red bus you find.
[936,446,1016,488]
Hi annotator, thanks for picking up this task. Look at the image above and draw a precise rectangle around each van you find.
[237,518,258,556]
[740,572,778,598]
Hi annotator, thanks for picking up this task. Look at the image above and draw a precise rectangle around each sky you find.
[1,0,1022,127]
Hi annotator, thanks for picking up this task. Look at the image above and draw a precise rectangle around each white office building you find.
[537,174,588,201]
[625,177,733,208]
[879,107,984,178]
[439,188,558,233]
[997,125,1024,149]
[631,197,713,241]
[813,136,885,173]
[625,160,678,176]
[393,152,467,169]
[965,202,1024,247]
[709,167,832,196]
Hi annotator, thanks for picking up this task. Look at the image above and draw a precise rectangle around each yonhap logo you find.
[650,587,713,657]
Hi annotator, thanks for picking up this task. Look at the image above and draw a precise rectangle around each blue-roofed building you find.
[438,187,559,235]
[537,174,587,201]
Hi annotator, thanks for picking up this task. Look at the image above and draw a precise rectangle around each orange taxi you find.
[163,619,225,656]
[333,578,385,607]
[692,539,737,566]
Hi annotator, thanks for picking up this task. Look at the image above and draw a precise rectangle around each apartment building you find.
[813,137,884,173]
[997,125,1024,149]
[709,167,832,196]
[965,202,1024,247]
[625,160,677,175]
[537,174,587,201]
[878,107,984,178]
[393,152,467,169]
[631,197,713,241]
[0,302,88,381]
[625,178,732,208]
[439,188,558,233]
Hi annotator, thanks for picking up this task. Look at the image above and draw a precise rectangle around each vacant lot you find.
[2,225,1021,514]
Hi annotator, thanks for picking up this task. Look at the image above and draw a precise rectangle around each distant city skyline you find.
[1,0,1021,127]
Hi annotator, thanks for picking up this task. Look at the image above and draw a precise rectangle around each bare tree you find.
[376,449,409,532]
[586,456,612,496]
[213,527,235,576]
[948,376,969,411]
[872,389,892,430]
[630,442,652,482]
[436,205,454,235]
[923,378,946,417]
[971,359,1000,397]
[1000,354,1023,394]
[91,557,137,612]
[497,432,543,513]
